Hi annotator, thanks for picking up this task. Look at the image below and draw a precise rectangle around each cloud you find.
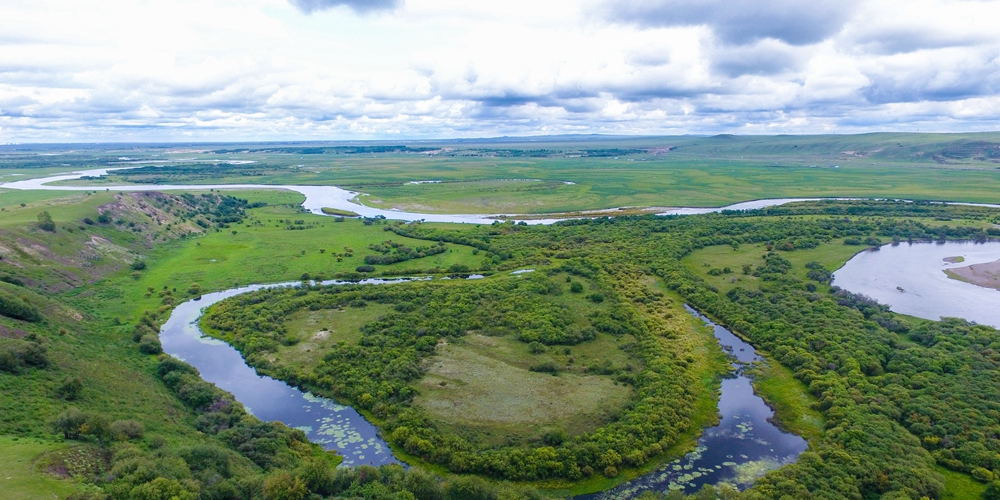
[597,0,859,46]
[288,0,402,14]
[709,40,804,77]
[862,51,1000,103]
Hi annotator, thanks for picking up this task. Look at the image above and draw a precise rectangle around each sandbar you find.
[946,258,1000,290]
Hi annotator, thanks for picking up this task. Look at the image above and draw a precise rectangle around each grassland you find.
[681,234,865,295]
[14,132,1000,215]
[416,335,630,444]
[939,466,988,499]
[0,436,82,500]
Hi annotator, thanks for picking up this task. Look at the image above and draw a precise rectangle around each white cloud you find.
[0,0,998,141]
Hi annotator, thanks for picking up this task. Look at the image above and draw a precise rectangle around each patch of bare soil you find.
[946,258,1000,290]
[0,324,28,338]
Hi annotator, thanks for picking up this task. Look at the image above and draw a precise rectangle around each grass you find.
[320,207,360,217]
[128,196,483,295]
[20,132,1000,215]
[0,436,82,500]
[938,466,987,499]
[276,304,394,366]
[751,362,825,442]
[416,335,631,445]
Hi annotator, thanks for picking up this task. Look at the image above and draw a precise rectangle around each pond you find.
[578,306,808,499]
[833,241,1000,328]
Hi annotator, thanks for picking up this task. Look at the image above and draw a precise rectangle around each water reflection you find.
[833,241,1000,328]
[579,306,807,499]
[159,281,405,466]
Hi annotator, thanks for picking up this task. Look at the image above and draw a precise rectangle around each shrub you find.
[0,338,48,373]
[569,281,584,293]
[138,335,163,355]
[37,211,56,232]
[356,265,375,273]
[57,376,84,400]
[0,289,42,322]
[529,361,559,374]
[110,420,145,441]
[130,260,147,271]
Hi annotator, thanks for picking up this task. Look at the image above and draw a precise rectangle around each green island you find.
[320,208,361,218]
[2,135,1000,500]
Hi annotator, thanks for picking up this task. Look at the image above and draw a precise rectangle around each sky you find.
[0,0,998,141]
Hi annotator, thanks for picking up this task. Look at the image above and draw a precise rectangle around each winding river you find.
[0,167,867,224]
[159,280,414,467]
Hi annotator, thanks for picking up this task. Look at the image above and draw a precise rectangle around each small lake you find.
[833,241,1000,329]
[579,306,808,499]
[159,280,405,467]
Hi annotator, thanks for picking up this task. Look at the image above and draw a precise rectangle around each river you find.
[0,167,900,224]
[578,306,808,499]
[833,241,1000,329]
[158,279,415,467]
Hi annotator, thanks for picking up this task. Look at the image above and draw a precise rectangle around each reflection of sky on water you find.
[159,283,400,467]
[834,241,1000,328]
[578,307,807,499]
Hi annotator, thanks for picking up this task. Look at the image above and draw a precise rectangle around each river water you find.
[0,167,889,224]
[579,306,808,499]
[158,280,414,467]
[833,241,1000,328]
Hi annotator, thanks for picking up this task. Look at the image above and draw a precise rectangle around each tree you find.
[984,481,1000,500]
[52,408,87,439]
[37,211,56,232]
[570,281,584,293]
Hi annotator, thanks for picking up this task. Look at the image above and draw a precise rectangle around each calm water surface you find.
[159,280,411,466]
[579,306,808,499]
[833,241,1000,328]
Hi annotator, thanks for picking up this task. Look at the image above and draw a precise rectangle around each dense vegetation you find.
[204,270,708,482]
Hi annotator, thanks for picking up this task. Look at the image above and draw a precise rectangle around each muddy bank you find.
[946,258,1000,290]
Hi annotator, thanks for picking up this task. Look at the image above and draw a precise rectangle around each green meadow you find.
[14,132,998,215]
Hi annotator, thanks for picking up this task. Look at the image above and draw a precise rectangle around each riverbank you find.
[945,257,1000,290]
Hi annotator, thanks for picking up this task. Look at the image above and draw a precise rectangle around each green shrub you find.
[138,335,163,355]
[0,289,42,322]
[37,211,56,232]
[57,376,84,400]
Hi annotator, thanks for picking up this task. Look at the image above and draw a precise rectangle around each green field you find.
[0,436,83,500]
[10,133,998,215]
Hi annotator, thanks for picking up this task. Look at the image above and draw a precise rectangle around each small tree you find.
[570,281,584,293]
[52,408,87,439]
[37,211,56,232]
